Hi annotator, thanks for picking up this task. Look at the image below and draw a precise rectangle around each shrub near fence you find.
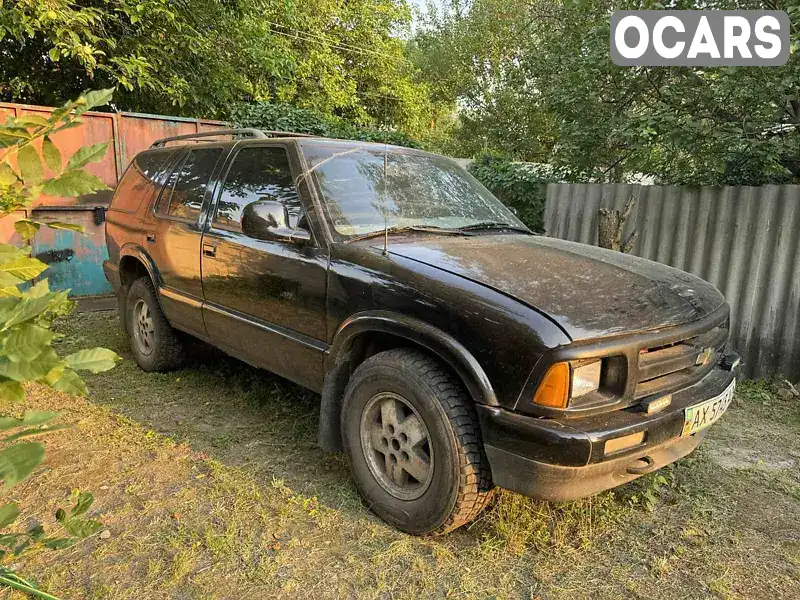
[544,183,800,381]
[468,155,556,233]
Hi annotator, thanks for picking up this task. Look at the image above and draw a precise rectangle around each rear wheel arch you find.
[318,312,497,452]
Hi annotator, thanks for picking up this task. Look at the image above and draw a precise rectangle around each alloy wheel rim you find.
[132,299,155,356]
[360,391,434,500]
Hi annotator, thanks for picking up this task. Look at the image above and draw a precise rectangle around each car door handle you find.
[146,233,156,244]
[203,243,217,258]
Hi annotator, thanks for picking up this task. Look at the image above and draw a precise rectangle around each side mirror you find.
[241,200,311,245]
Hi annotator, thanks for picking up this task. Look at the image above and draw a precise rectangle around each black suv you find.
[104,129,739,535]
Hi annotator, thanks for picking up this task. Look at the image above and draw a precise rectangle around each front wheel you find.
[341,348,494,535]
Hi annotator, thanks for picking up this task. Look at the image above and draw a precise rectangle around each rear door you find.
[145,145,226,337]
[201,142,329,391]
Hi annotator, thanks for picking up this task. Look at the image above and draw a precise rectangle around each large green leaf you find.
[0,442,44,488]
[0,502,19,528]
[1,294,57,330]
[42,170,109,197]
[43,537,76,550]
[0,348,61,382]
[66,142,109,171]
[16,145,43,185]
[0,256,47,282]
[52,369,88,396]
[0,245,28,262]
[62,517,101,538]
[13,220,42,242]
[0,380,24,403]
[13,115,50,129]
[23,279,49,299]
[0,163,18,187]
[2,324,54,362]
[76,88,114,114]
[0,272,23,289]
[0,128,30,140]
[0,411,59,431]
[64,348,120,373]
[70,491,94,518]
[42,136,62,172]
[45,221,84,233]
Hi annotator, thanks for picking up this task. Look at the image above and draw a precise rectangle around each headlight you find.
[571,360,602,398]
[532,360,602,409]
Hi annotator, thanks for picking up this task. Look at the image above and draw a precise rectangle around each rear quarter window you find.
[110,151,174,214]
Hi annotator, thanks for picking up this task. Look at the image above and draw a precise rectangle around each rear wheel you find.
[126,277,184,372]
[341,348,494,535]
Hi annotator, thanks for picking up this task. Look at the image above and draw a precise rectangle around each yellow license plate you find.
[681,379,736,437]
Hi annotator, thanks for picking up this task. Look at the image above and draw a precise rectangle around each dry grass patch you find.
[0,310,797,599]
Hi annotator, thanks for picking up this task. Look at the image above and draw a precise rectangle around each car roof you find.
[137,135,441,162]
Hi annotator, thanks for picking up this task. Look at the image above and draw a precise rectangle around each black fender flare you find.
[318,310,498,452]
[116,245,163,333]
[119,244,162,288]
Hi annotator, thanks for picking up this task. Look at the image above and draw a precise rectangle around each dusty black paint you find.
[102,137,737,504]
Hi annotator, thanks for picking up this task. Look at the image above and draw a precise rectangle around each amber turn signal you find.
[532,362,570,408]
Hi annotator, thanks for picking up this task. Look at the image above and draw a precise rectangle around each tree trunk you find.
[597,195,638,253]
[598,208,623,251]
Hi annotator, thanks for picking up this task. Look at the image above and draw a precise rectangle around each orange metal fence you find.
[1,102,228,295]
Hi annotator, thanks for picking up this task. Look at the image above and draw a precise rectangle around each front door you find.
[145,145,225,336]
[201,143,329,391]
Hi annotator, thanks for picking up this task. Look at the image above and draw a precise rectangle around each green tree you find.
[0,0,439,137]
[414,0,800,185]
[0,89,121,598]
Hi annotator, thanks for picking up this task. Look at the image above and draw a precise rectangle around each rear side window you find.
[213,146,302,230]
[110,151,173,213]
[156,148,223,220]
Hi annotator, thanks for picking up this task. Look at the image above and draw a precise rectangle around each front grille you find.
[634,325,728,399]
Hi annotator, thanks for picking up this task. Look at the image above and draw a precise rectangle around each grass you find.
[1,309,799,599]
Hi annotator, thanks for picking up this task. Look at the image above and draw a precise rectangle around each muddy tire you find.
[341,348,494,535]
[126,277,184,372]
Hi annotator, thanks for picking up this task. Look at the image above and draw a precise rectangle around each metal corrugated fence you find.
[544,183,800,381]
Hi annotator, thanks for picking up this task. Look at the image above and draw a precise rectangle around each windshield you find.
[299,142,526,238]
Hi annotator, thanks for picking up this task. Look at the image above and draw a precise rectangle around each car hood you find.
[379,234,725,342]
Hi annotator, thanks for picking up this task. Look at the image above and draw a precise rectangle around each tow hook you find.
[626,455,656,475]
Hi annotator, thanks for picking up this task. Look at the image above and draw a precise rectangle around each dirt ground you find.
[1,310,799,599]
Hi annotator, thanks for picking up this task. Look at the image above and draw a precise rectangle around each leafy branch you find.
[0,89,121,598]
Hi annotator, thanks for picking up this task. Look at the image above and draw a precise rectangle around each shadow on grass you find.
[55,309,631,549]
[41,310,800,599]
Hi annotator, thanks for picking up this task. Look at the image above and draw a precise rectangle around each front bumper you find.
[476,364,736,501]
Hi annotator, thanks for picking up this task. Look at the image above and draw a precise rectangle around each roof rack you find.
[150,128,316,148]
[150,128,264,148]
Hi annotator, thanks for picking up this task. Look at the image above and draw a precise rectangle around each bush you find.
[468,155,558,233]
[230,102,421,149]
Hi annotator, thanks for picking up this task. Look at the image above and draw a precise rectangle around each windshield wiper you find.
[345,225,468,244]
[457,221,533,234]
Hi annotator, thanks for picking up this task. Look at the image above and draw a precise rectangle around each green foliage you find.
[0,88,113,228]
[414,0,800,186]
[232,102,422,148]
[0,490,101,562]
[0,0,440,137]
[468,155,558,232]
[0,90,122,598]
[619,470,676,513]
